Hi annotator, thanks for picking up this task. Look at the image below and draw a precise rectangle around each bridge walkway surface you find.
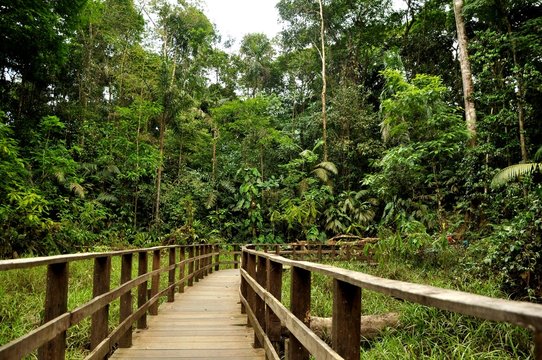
[110,269,264,359]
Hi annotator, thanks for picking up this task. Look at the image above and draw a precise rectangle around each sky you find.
[202,0,407,50]
[203,0,282,48]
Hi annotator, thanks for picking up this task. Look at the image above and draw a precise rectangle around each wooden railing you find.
[0,244,241,360]
[240,245,542,360]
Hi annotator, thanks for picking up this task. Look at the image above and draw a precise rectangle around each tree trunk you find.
[155,116,165,225]
[318,0,328,161]
[453,0,477,147]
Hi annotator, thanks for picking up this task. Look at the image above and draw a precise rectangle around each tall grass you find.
[281,257,534,359]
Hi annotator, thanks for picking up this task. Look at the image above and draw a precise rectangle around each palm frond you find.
[69,183,85,198]
[96,192,117,203]
[491,163,542,188]
[535,146,542,162]
[54,171,66,183]
[312,167,329,182]
[315,161,338,175]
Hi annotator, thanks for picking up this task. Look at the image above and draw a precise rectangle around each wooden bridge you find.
[0,243,541,360]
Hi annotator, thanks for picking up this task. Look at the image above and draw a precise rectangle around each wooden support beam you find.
[241,250,248,314]
[266,259,283,348]
[168,247,176,302]
[38,262,69,360]
[119,253,133,348]
[179,247,185,293]
[188,246,194,287]
[150,249,160,315]
[137,252,148,329]
[90,256,111,351]
[247,253,257,336]
[535,331,542,360]
[255,256,267,347]
[332,279,361,360]
[289,266,311,360]
[214,244,220,271]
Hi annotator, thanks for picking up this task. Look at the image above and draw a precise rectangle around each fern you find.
[491,163,542,188]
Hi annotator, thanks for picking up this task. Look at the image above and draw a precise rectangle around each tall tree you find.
[453,0,477,146]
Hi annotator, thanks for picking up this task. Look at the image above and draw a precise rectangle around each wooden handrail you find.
[241,246,542,360]
[0,244,240,360]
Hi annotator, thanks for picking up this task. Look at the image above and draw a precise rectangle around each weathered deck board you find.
[110,269,264,359]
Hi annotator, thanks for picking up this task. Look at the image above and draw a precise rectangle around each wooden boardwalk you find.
[111,269,264,359]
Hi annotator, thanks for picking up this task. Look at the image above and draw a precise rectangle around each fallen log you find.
[310,312,399,341]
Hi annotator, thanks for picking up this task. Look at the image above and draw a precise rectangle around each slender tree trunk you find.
[212,126,218,182]
[318,0,328,161]
[506,21,528,162]
[453,0,477,147]
[155,116,165,225]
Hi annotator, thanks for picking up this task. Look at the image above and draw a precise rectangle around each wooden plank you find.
[91,256,111,351]
[110,269,264,360]
[38,262,69,360]
[332,279,361,360]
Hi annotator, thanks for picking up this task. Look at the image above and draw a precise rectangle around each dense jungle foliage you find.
[1,0,541,302]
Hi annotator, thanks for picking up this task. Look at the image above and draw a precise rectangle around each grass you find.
[281,251,534,359]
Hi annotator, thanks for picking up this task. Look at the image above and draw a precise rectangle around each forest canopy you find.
[0,0,541,301]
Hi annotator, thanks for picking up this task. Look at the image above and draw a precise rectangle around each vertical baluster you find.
[332,279,361,360]
[188,246,194,286]
[289,266,311,360]
[232,244,238,269]
[38,262,69,360]
[535,331,541,360]
[241,249,248,314]
[195,245,200,282]
[214,244,220,271]
[247,253,257,336]
[168,247,176,302]
[91,256,111,351]
[150,249,160,315]
[119,253,133,347]
[179,246,185,293]
[266,259,283,352]
[255,256,267,346]
[137,252,148,329]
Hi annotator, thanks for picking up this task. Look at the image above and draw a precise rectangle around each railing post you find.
[205,245,210,276]
[119,253,133,348]
[90,256,111,351]
[214,244,220,271]
[150,249,160,315]
[247,252,257,335]
[289,266,311,360]
[241,249,248,314]
[535,331,542,360]
[209,245,214,274]
[275,244,280,255]
[255,255,267,347]
[195,245,200,282]
[292,243,296,260]
[137,252,148,329]
[38,262,69,360]
[318,244,322,262]
[179,246,185,293]
[266,259,282,351]
[188,246,194,286]
[168,247,176,302]
[332,279,361,360]
[233,244,239,269]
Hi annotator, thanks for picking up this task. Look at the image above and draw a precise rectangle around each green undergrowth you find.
[281,256,534,359]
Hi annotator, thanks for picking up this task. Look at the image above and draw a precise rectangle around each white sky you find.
[202,0,407,50]
[203,0,282,48]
